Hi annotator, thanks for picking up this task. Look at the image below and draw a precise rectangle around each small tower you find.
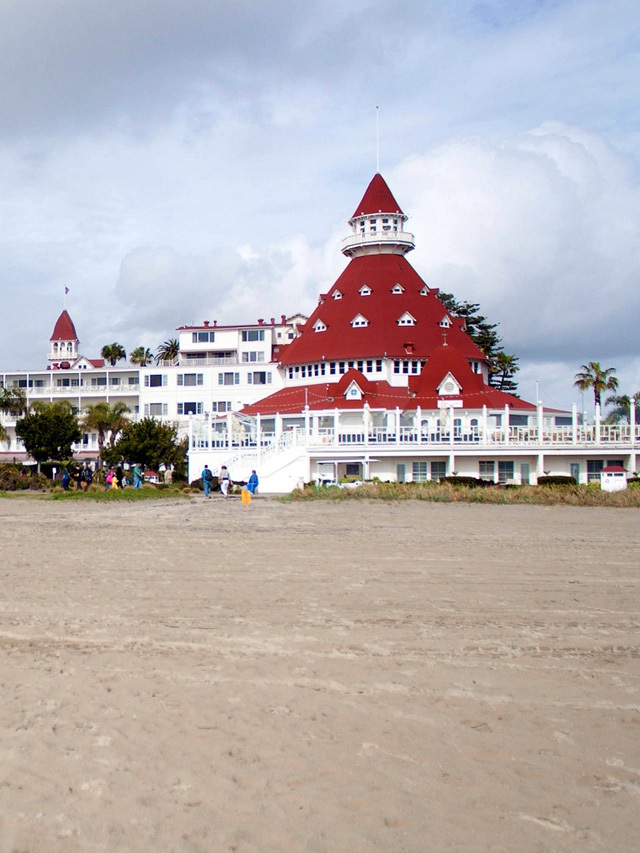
[341,173,415,258]
[48,310,79,368]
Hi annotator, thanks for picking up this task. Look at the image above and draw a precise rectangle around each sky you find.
[1,0,639,413]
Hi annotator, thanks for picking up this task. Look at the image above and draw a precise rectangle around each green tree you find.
[605,392,640,424]
[574,362,619,407]
[15,401,81,468]
[155,338,180,365]
[130,346,154,366]
[0,387,27,445]
[491,352,520,394]
[81,401,131,457]
[101,342,127,366]
[102,418,187,471]
[438,293,519,393]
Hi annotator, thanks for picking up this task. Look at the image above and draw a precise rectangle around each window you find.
[288,367,294,379]
[391,284,404,294]
[398,312,416,326]
[146,403,168,417]
[555,417,572,426]
[248,372,271,385]
[178,373,204,386]
[420,286,429,296]
[479,461,495,481]
[359,285,372,296]
[431,461,446,481]
[339,362,346,374]
[332,290,342,300]
[394,361,401,374]
[145,374,166,387]
[498,461,515,483]
[439,316,451,328]
[177,402,202,415]
[346,463,361,478]
[241,329,265,342]
[330,362,336,375]
[351,314,368,328]
[219,372,240,385]
[509,415,529,426]
[212,401,229,413]
[412,462,428,482]
[91,377,107,387]
[56,378,70,387]
[242,352,265,362]
[192,331,215,342]
[376,359,382,372]
[313,319,327,332]
[587,460,604,482]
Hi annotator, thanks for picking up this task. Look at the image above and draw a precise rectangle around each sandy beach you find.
[0,495,638,852]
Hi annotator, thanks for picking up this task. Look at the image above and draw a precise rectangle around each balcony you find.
[341,229,415,257]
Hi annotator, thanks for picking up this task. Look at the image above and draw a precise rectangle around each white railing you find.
[178,355,238,366]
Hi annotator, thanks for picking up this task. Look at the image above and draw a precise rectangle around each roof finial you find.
[442,329,448,346]
[376,106,380,173]
[64,285,69,310]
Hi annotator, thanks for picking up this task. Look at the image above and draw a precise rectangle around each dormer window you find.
[420,286,429,296]
[351,314,369,328]
[313,319,327,333]
[333,290,342,300]
[439,316,452,328]
[391,284,404,294]
[437,372,462,396]
[359,285,372,296]
[397,312,416,326]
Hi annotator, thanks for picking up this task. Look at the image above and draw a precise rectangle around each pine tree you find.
[438,293,519,394]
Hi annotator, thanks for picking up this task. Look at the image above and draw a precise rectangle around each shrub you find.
[536,475,577,486]
[440,476,492,488]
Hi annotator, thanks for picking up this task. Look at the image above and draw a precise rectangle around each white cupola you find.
[341,173,415,259]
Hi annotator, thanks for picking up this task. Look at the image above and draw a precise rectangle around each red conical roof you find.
[351,173,404,219]
[50,310,78,341]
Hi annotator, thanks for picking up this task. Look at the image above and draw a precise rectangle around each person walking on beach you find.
[247,470,259,494]
[133,464,143,489]
[61,468,70,491]
[81,466,93,491]
[105,468,114,490]
[202,464,213,498]
[219,465,231,497]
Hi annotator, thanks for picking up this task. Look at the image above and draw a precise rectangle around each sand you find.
[0,495,638,852]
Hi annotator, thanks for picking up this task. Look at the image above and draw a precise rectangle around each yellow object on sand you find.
[242,489,251,507]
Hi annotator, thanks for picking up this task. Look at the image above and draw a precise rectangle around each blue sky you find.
[0,0,639,411]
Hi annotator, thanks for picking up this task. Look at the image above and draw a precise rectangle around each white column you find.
[595,403,601,444]
[537,402,544,443]
[333,411,340,446]
[226,412,233,449]
[630,401,637,474]
[363,402,370,446]
[572,403,578,444]
[536,452,544,483]
[504,404,510,444]
[208,411,212,449]
[304,404,310,446]
[416,405,422,442]
[256,413,262,463]
[449,406,454,448]
[275,412,282,443]
[395,406,401,441]
[482,404,488,443]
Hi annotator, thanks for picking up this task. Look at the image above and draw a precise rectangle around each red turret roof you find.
[279,254,484,365]
[351,173,404,219]
[50,310,78,342]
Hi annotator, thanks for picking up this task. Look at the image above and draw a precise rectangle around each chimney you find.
[204,320,209,327]
[258,318,264,325]
[281,314,286,324]
[270,317,275,325]
[213,320,217,326]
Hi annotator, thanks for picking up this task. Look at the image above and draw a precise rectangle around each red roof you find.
[279,254,485,364]
[88,359,105,368]
[50,310,78,342]
[351,173,404,219]
[601,465,627,473]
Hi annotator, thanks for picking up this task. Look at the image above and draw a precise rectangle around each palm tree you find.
[81,401,131,457]
[574,362,619,407]
[101,343,127,366]
[0,387,27,416]
[605,392,640,424]
[130,346,154,367]
[491,352,520,393]
[155,338,180,365]
[0,387,27,445]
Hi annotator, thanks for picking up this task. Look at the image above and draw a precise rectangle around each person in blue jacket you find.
[247,470,259,494]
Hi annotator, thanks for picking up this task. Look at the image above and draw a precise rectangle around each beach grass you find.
[46,487,189,502]
[283,481,640,507]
